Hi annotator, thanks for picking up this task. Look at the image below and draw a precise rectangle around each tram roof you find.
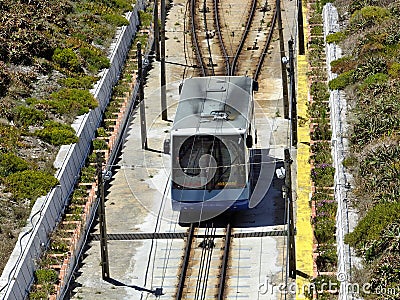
[172,76,253,132]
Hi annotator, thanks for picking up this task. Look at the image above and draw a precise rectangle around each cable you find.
[0,195,50,296]
[140,173,171,300]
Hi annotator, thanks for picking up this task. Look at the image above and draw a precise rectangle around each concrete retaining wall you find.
[0,1,145,299]
[323,3,359,300]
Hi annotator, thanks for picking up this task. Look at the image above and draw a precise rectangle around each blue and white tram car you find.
[169,76,257,212]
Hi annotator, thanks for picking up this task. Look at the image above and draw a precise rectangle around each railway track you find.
[191,0,228,75]
[233,0,278,79]
[176,223,232,300]
[65,0,292,298]
[190,0,278,79]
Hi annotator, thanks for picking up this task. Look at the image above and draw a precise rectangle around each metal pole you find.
[154,0,160,61]
[97,152,110,280]
[284,149,296,279]
[160,0,168,120]
[277,0,289,119]
[297,0,305,55]
[289,39,297,146]
[138,42,148,150]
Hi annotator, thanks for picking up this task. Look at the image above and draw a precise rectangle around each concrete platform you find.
[67,0,298,299]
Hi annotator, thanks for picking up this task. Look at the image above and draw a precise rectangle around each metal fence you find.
[0,1,145,299]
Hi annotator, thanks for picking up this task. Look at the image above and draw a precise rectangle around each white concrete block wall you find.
[323,3,358,300]
[0,1,145,298]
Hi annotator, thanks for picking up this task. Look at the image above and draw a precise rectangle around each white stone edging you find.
[323,3,359,300]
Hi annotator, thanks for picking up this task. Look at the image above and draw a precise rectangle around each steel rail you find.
[202,0,215,75]
[213,0,230,75]
[230,0,258,75]
[194,225,208,299]
[177,223,196,300]
[194,225,216,299]
[217,223,232,300]
[254,7,278,81]
[190,0,207,76]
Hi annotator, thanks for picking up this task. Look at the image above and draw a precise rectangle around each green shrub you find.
[134,33,149,47]
[103,0,132,11]
[13,106,46,127]
[80,46,110,73]
[326,31,346,44]
[310,25,323,36]
[104,13,129,26]
[316,245,337,271]
[35,268,58,285]
[310,82,329,102]
[112,82,129,96]
[35,121,78,146]
[360,72,389,92]
[388,62,400,78]
[311,165,335,187]
[309,37,324,48]
[308,49,324,68]
[139,10,153,28]
[0,124,21,152]
[59,76,99,89]
[353,56,387,81]
[49,240,69,254]
[0,153,32,177]
[72,185,89,200]
[311,191,334,203]
[47,88,98,116]
[88,152,98,163]
[4,170,58,202]
[328,70,354,90]
[311,141,331,154]
[308,101,329,119]
[309,13,322,25]
[316,199,337,219]
[344,202,400,250]
[52,48,81,72]
[311,148,332,165]
[311,123,332,141]
[314,218,336,244]
[29,290,48,300]
[66,205,84,215]
[363,72,388,86]
[93,138,108,150]
[97,127,108,137]
[350,6,391,28]
[312,0,331,14]
[80,165,96,182]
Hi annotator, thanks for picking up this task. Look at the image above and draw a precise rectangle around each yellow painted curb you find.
[295,3,314,299]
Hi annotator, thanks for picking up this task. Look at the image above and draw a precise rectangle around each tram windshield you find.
[172,135,246,190]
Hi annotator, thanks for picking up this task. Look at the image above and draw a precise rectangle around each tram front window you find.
[172,135,246,190]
